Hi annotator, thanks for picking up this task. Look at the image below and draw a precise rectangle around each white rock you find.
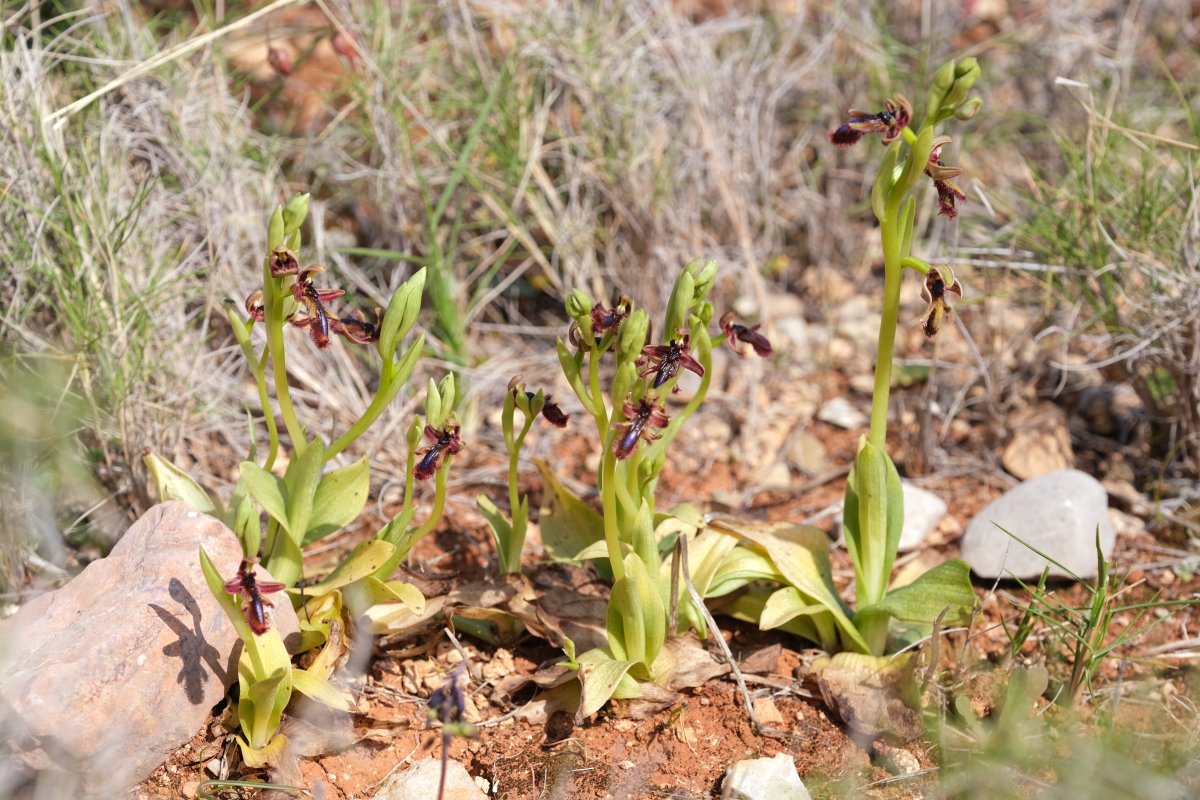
[899,483,948,551]
[817,397,868,431]
[375,758,486,800]
[721,753,812,800]
[960,470,1115,580]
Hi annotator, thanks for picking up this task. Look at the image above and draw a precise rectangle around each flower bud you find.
[267,45,293,76]
[267,208,285,252]
[406,417,422,451]
[925,61,957,121]
[691,259,718,299]
[377,267,426,359]
[330,30,360,62]
[618,309,650,363]
[282,193,310,234]
[566,289,593,325]
[664,269,695,335]
[954,96,983,121]
[941,58,981,111]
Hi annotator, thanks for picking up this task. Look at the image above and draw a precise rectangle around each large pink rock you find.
[0,502,298,794]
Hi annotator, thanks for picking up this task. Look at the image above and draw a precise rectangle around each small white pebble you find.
[327,773,337,782]
[619,760,635,770]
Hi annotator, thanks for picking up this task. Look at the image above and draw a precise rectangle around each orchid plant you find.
[546,62,983,711]
[477,376,569,575]
[147,196,464,757]
[710,59,983,658]
[537,260,774,715]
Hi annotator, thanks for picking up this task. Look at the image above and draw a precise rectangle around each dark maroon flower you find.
[613,395,669,460]
[590,296,631,336]
[508,376,570,427]
[920,268,962,338]
[414,424,464,480]
[830,95,912,147]
[925,137,966,219]
[245,290,265,323]
[223,559,285,636]
[719,313,773,358]
[269,247,299,277]
[637,330,704,391]
[540,397,569,428]
[331,307,382,345]
[289,266,345,349]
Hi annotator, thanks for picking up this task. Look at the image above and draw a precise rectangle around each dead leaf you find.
[811,652,922,744]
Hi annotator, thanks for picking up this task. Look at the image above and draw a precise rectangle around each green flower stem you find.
[254,348,280,472]
[411,460,451,543]
[868,218,904,450]
[600,449,626,583]
[325,361,395,461]
[501,416,534,572]
[263,269,306,458]
[900,256,932,274]
[588,347,608,431]
[509,417,532,522]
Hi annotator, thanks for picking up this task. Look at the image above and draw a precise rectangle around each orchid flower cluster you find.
[544,260,772,715]
[147,195,462,761]
[825,58,982,655]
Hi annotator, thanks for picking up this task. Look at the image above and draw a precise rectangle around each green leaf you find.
[306,540,397,594]
[304,457,369,545]
[284,437,325,543]
[265,530,304,588]
[238,462,289,532]
[575,648,642,719]
[708,543,783,597]
[535,459,607,575]
[663,269,695,337]
[862,558,975,625]
[291,667,351,711]
[241,666,290,750]
[842,438,903,608]
[606,554,665,668]
[476,494,512,547]
[282,193,310,233]
[424,378,442,429]
[712,517,869,653]
[555,339,594,415]
[871,141,901,221]
[344,576,426,617]
[231,493,260,557]
[143,452,219,516]
[760,586,836,630]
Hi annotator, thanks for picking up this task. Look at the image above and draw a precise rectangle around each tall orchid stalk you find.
[833,58,982,655]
